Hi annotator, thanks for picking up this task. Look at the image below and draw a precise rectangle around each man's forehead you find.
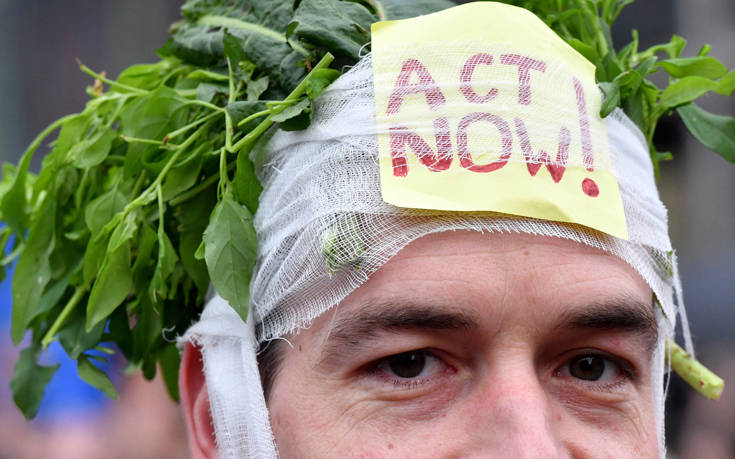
[304,230,656,350]
[350,230,650,298]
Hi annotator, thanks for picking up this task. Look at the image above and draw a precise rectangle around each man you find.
[182,231,661,457]
[177,3,693,457]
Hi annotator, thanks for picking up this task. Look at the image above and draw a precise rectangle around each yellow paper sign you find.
[372,2,627,239]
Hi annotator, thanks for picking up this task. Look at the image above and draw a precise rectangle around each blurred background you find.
[0,1,733,458]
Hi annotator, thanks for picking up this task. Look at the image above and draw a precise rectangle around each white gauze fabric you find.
[183,53,687,458]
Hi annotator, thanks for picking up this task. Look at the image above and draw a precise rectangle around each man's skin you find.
[181,231,659,458]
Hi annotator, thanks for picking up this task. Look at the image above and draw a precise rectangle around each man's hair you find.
[257,340,284,402]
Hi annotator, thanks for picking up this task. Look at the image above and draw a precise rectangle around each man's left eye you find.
[376,350,444,380]
[559,354,622,382]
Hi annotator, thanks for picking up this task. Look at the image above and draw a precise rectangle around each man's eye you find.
[376,350,443,379]
[563,354,621,382]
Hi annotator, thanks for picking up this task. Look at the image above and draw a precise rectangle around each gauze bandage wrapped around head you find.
[183,3,691,458]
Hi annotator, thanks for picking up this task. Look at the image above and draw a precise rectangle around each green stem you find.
[74,168,91,209]
[175,89,198,98]
[7,113,79,220]
[168,161,236,207]
[78,61,147,95]
[0,228,11,264]
[198,15,309,56]
[578,1,609,57]
[183,99,225,112]
[230,52,334,153]
[120,135,177,149]
[157,185,165,231]
[157,65,189,88]
[165,110,222,142]
[363,0,387,21]
[225,58,236,151]
[41,287,86,348]
[189,69,230,82]
[0,237,22,266]
[218,147,231,198]
[23,114,79,163]
[126,123,209,212]
[237,109,271,127]
[666,339,724,400]
[129,170,148,201]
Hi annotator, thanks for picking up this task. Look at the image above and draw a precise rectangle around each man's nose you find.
[461,362,570,458]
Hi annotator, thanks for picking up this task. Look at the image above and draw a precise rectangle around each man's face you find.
[268,231,659,457]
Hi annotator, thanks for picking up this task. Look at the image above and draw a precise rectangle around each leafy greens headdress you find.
[1,0,730,427]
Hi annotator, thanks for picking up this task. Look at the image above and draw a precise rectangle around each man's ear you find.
[180,342,218,459]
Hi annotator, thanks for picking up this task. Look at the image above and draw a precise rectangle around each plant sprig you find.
[507,0,735,174]
[0,0,453,420]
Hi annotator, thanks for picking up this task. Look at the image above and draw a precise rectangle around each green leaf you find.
[615,70,643,98]
[234,151,262,215]
[86,240,133,331]
[120,87,188,177]
[196,82,229,102]
[131,222,158,289]
[108,210,140,252]
[150,228,179,302]
[598,81,621,117]
[11,345,59,420]
[85,188,127,236]
[194,240,206,260]
[2,114,80,237]
[246,76,269,102]
[32,270,74,328]
[106,306,133,359]
[677,103,735,162]
[169,24,224,66]
[59,301,106,360]
[158,344,181,402]
[174,192,214,301]
[291,0,375,61]
[379,0,454,20]
[131,296,162,364]
[659,76,718,109]
[226,100,268,132]
[658,57,728,79]
[11,197,55,344]
[188,69,229,82]
[202,195,257,321]
[304,68,341,100]
[1,153,32,238]
[161,141,208,201]
[715,70,735,96]
[117,62,172,90]
[174,1,309,91]
[68,129,117,168]
[271,98,310,123]
[54,165,79,206]
[78,356,118,399]
[640,34,687,60]
[83,230,110,285]
[568,38,599,64]
[142,352,158,380]
[278,107,312,131]
[655,151,673,162]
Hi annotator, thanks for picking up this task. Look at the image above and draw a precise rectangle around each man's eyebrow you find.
[318,301,478,366]
[555,298,659,354]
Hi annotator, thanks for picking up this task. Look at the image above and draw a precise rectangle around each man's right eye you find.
[375,350,446,381]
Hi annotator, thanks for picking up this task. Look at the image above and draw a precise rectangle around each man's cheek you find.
[554,391,658,457]
[270,388,396,455]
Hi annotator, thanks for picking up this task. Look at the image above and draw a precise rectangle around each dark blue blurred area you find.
[0,224,109,423]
